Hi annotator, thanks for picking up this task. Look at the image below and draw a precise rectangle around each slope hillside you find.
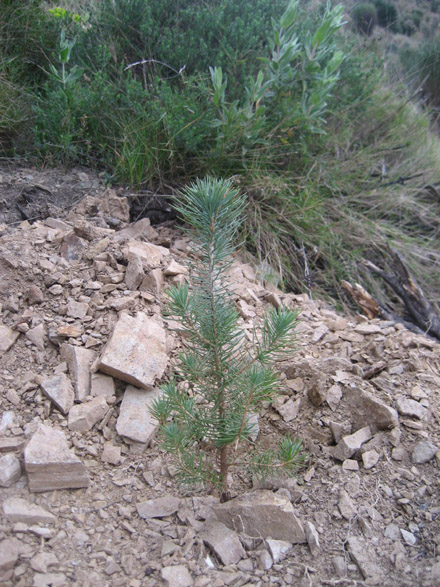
[0,166,439,586]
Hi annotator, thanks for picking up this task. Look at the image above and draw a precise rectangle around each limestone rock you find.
[213,490,306,543]
[161,565,193,587]
[66,300,89,319]
[61,344,95,401]
[396,397,428,420]
[344,386,398,432]
[26,323,45,351]
[98,312,168,390]
[338,490,356,520]
[116,385,161,444]
[362,449,380,469]
[30,552,59,573]
[2,497,56,524]
[304,521,320,556]
[124,240,169,269]
[125,254,144,290]
[0,538,19,582]
[412,440,438,464]
[24,424,89,492]
[140,268,163,296]
[115,217,158,243]
[40,373,74,415]
[331,426,372,461]
[101,442,121,465]
[68,395,108,433]
[200,520,245,565]
[90,373,115,399]
[0,324,19,355]
[136,495,180,519]
[347,536,383,580]
[0,454,21,487]
[163,260,187,276]
[266,538,293,562]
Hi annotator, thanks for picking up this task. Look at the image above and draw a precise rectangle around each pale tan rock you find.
[66,300,89,319]
[338,490,356,520]
[237,299,256,319]
[362,449,380,469]
[344,385,398,432]
[2,497,56,524]
[396,397,428,420]
[266,538,293,562]
[124,240,169,269]
[30,552,59,573]
[0,538,19,582]
[0,454,21,487]
[25,323,45,351]
[101,442,121,465]
[98,312,168,390]
[68,395,108,433]
[264,292,282,309]
[331,426,372,461]
[125,255,144,290]
[276,398,301,422]
[200,520,245,565]
[61,344,95,401]
[304,522,321,556]
[24,424,89,492]
[347,536,383,580]
[40,373,74,415]
[354,323,382,334]
[116,385,161,443]
[163,259,188,276]
[114,217,158,243]
[213,490,306,543]
[140,268,163,296]
[136,495,181,518]
[0,324,19,355]
[161,565,193,587]
[90,373,115,399]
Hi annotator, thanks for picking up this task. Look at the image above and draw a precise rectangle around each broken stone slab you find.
[0,454,21,487]
[116,385,161,444]
[136,495,181,519]
[161,565,193,587]
[200,520,245,565]
[331,426,372,461]
[33,572,67,587]
[396,398,428,420]
[26,323,45,351]
[344,385,398,432]
[98,312,168,390]
[163,260,188,276]
[304,521,320,556]
[266,538,293,563]
[362,449,380,469]
[90,373,115,399]
[346,536,383,581]
[307,373,327,407]
[0,538,20,582]
[412,440,438,464]
[114,218,158,243]
[66,300,89,319]
[0,436,25,452]
[125,254,144,290]
[30,552,59,573]
[0,324,19,355]
[124,240,169,269]
[2,497,56,524]
[276,398,301,422]
[61,344,95,401]
[140,268,163,296]
[213,490,306,543]
[68,395,108,433]
[338,490,357,520]
[40,373,74,415]
[24,424,89,492]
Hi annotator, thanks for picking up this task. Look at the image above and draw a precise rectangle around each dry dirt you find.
[0,164,439,587]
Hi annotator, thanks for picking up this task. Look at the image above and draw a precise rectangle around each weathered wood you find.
[362,248,440,341]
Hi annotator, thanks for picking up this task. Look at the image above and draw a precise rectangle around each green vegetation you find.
[352,3,377,35]
[151,177,305,498]
[0,0,439,316]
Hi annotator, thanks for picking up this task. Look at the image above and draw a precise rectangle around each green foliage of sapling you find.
[151,177,305,500]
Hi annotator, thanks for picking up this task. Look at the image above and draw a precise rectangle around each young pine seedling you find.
[151,177,305,501]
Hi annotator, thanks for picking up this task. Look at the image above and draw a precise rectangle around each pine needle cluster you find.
[151,177,305,500]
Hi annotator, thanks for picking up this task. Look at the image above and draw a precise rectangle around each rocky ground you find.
[0,164,439,587]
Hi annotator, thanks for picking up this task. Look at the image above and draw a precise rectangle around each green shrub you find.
[352,3,377,35]
[152,177,305,499]
[372,0,399,31]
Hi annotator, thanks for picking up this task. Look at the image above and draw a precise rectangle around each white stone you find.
[2,497,56,524]
[40,373,74,415]
[116,385,161,444]
[0,324,19,355]
[124,240,169,269]
[24,424,89,492]
[161,565,193,587]
[0,454,21,487]
[61,344,95,401]
[68,395,108,433]
[98,312,168,390]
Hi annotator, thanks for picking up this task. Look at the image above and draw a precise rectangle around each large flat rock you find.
[24,424,89,492]
[98,312,168,390]
[213,490,306,543]
[2,497,56,524]
[116,385,160,444]
[0,324,19,355]
[61,344,95,401]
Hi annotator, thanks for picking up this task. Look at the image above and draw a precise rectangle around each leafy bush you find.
[372,0,399,31]
[152,177,304,498]
[352,3,377,35]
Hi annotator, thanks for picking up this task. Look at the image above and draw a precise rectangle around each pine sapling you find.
[151,177,305,501]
